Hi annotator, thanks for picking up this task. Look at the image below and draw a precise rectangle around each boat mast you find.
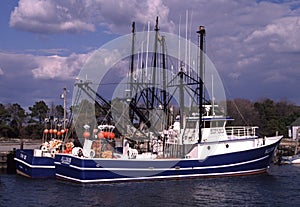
[151,16,159,110]
[179,64,185,134]
[197,26,205,143]
[161,35,168,129]
[129,22,135,123]
[130,22,135,98]
[63,87,67,129]
[62,87,67,150]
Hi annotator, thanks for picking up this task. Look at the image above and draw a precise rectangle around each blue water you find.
[1,164,300,207]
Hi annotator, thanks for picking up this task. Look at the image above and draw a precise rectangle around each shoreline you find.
[0,138,41,152]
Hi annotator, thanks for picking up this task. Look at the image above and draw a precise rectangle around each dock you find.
[271,138,299,164]
[277,138,299,156]
[0,138,41,172]
[0,152,8,170]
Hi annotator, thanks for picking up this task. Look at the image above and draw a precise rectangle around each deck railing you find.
[226,126,258,137]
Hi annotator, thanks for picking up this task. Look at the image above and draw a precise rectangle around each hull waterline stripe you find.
[14,158,55,169]
[56,168,267,183]
[16,169,32,178]
[54,155,270,171]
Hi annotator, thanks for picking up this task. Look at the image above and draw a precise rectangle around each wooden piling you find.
[277,138,300,156]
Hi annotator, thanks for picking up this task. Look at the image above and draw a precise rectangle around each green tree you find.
[254,99,276,136]
[6,103,27,137]
[254,99,300,137]
[0,103,11,138]
[226,99,259,126]
[28,101,49,124]
[0,125,18,138]
[55,105,64,119]
[274,100,300,137]
[0,103,9,125]
[23,123,44,139]
[72,99,97,138]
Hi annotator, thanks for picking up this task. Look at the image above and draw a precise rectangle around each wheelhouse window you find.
[203,120,226,128]
[204,121,210,128]
[186,120,197,129]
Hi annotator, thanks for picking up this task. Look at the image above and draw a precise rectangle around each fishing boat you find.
[290,155,300,164]
[280,154,300,164]
[54,19,282,183]
[280,132,300,164]
[14,142,59,178]
[14,88,72,178]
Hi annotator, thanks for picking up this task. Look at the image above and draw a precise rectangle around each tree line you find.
[226,98,300,137]
[0,101,64,139]
[0,98,300,139]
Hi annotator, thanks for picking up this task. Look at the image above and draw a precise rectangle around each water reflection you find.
[1,165,300,206]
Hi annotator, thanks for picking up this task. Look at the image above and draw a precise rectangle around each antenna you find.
[145,21,150,77]
[185,10,188,72]
[212,74,215,116]
[178,15,181,72]
[197,25,206,144]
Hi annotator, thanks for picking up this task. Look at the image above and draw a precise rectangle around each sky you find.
[1,0,300,111]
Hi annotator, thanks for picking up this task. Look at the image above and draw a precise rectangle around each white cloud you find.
[247,16,300,52]
[9,0,174,34]
[25,48,70,56]
[31,53,90,80]
[6,0,300,104]
[228,72,241,80]
[10,0,95,33]
[0,67,4,75]
[0,51,90,80]
[237,57,260,68]
[133,0,174,32]
[264,70,290,83]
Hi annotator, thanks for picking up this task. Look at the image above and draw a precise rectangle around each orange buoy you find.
[108,132,115,139]
[97,132,104,139]
[83,131,90,138]
[61,129,65,134]
[53,129,58,134]
[44,129,49,134]
[49,129,53,134]
[103,131,109,138]
[57,131,61,137]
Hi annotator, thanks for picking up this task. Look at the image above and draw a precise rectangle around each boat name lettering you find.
[61,157,72,165]
[265,147,275,154]
[20,153,27,160]
[210,128,224,134]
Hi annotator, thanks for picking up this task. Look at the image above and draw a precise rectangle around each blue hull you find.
[14,149,55,178]
[54,140,281,183]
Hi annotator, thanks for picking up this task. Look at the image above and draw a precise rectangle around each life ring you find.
[72,147,82,156]
[41,145,48,151]
[127,148,138,159]
[83,149,95,158]
[50,148,56,155]
[89,149,95,158]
